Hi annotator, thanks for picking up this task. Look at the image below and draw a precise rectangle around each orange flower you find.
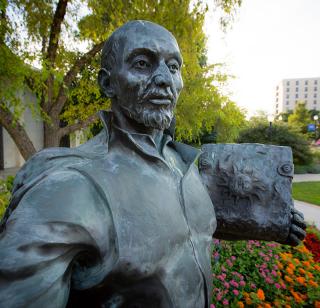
[284,305,291,308]
[286,267,294,275]
[277,262,284,270]
[257,289,265,301]
[245,297,252,305]
[307,272,314,279]
[290,290,303,303]
[285,275,293,283]
[314,264,320,271]
[315,300,320,308]
[264,304,272,308]
[309,280,319,288]
[288,263,295,270]
[237,302,244,308]
[296,276,305,284]
[302,261,310,267]
[298,268,306,275]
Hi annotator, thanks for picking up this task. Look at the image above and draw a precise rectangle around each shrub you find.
[237,123,313,165]
[0,176,14,219]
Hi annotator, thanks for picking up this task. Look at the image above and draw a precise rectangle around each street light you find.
[314,115,319,141]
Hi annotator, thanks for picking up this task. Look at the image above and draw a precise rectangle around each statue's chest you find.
[93,156,216,267]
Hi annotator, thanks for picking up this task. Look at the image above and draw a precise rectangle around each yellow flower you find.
[257,289,265,301]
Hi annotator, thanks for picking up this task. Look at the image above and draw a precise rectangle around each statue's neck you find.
[112,107,164,151]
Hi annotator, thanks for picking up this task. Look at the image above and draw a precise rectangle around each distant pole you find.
[267,114,275,141]
[314,115,319,141]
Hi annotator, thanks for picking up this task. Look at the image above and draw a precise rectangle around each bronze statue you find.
[0,21,306,308]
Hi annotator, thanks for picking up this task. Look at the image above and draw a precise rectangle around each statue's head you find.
[99,20,183,130]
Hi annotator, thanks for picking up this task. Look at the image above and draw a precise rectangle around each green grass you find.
[292,181,320,206]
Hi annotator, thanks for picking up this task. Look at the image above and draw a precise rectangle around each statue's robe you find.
[0,111,216,308]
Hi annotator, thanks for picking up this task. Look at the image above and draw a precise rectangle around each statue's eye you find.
[168,63,179,74]
[134,59,150,69]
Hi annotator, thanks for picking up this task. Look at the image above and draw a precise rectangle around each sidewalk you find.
[293,173,320,182]
[294,200,320,229]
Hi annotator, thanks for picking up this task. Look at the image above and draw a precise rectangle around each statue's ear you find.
[98,68,115,98]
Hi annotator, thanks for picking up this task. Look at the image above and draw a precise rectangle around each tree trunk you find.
[0,107,36,160]
[44,121,61,148]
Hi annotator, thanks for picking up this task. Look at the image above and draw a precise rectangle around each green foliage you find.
[0,175,14,219]
[292,181,320,206]
[237,123,313,165]
[2,0,244,148]
[288,102,313,135]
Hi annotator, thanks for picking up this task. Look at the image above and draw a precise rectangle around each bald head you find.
[101,20,181,72]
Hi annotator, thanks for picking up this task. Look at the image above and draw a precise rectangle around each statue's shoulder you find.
[0,131,107,227]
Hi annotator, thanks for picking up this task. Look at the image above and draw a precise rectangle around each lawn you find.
[292,181,320,206]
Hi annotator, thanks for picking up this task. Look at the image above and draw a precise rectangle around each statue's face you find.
[110,23,183,130]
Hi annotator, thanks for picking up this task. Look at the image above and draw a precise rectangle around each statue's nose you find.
[153,62,172,87]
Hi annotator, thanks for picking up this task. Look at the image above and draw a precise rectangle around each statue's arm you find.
[0,169,115,307]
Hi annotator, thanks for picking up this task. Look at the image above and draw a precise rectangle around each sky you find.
[204,0,320,117]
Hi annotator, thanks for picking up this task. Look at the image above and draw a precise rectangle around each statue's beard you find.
[121,103,174,130]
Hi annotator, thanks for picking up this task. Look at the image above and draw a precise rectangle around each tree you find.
[288,102,311,134]
[0,0,243,160]
[237,123,313,165]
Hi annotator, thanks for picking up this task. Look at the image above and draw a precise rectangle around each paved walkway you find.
[294,200,320,229]
[293,173,320,182]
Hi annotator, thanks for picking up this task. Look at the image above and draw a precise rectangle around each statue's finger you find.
[293,213,307,229]
[287,233,300,247]
[292,208,304,220]
[291,224,306,240]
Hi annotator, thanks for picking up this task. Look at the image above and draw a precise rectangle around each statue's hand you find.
[281,207,306,246]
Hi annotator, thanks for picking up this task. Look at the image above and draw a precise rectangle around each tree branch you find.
[58,113,99,137]
[0,105,36,160]
[50,41,104,117]
[46,0,69,65]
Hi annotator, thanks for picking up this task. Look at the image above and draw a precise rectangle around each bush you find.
[237,123,313,165]
[0,175,14,219]
[211,227,320,307]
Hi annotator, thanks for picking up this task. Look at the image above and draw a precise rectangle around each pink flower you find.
[217,293,223,301]
[226,259,233,267]
[275,283,281,289]
[264,256,270,262]
[230,280,239,288]
[265,277,274,284]
[221,266,226,272]
[233,289,239,296]
[239,280,246,287]
[210,305,216,308]
[222,299,229,306]
[251,283,256,289]
[271,270,277,277]
[223,282,230,289]
[231,256,236,261]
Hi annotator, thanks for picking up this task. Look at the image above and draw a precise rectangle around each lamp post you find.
[314,114,319,141]
[267,114,275,141]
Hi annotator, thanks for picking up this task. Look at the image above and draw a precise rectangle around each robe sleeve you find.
[0,169,117,308]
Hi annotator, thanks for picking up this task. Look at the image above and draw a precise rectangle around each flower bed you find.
[211,227,320,307]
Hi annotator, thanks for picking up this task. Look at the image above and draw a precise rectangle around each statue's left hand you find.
[281,207,306,246]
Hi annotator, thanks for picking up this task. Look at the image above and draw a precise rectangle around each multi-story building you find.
[274,77,320,114]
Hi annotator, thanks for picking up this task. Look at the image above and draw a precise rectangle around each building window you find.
[296,80,299,85]
[286,81,290,86]
[287,88,290,92]
[315,80,318,85]
[295,93,299,98]
[295,100,298,104]
[286,101,289,105]
[315,87,318,91]
[276,104,279,108]
[305,80,308,85]
[305,87,308,92]
[314,100,317,104]
[304,94,308,99]
[314,93,317,98]
[296,87,299,92]
[276,92,279,96]
[286,94,289,99]
[276,98,278,102]
[276,86,279,90]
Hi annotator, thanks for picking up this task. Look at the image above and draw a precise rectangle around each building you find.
[274,77,320,115]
